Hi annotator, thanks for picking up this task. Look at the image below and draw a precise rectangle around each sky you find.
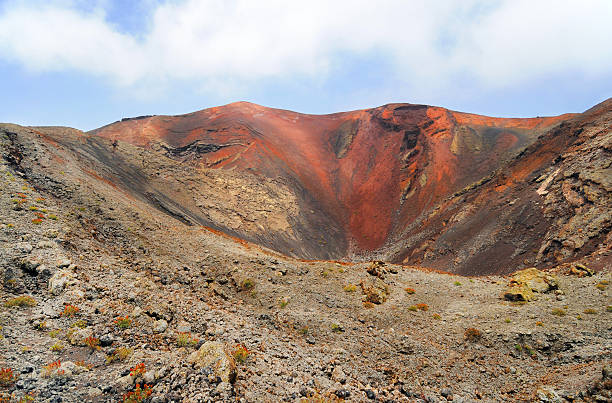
[0,0,611,130]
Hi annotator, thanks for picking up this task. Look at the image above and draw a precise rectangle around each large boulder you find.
[504,268,558,302]
[188,341,236,383]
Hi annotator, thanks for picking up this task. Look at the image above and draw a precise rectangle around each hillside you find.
[0,100,610,402]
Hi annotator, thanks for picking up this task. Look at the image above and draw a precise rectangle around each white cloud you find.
[0,0,610,95]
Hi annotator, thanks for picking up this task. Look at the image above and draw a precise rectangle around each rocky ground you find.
[1,126,611,402]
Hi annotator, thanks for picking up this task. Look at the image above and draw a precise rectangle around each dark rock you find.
[365,389,376,399]
[335,389,351,398]
[441,388,452,398]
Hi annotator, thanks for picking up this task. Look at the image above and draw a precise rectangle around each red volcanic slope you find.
[91,102,571,257]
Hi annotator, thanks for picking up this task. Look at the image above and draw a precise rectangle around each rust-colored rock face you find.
[87,101,579,269]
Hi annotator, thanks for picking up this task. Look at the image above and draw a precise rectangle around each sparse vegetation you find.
[343,284,357,292]
[41,360,63,378]
[240,278,255,291]
[432,313,441,320]
[404,287,416,294]
[232,344,251,363]
[330,323,344,333]
[61,304,79,317]
[50,343,64,352]
[122,384,153,403]
[83,336,101,351]
[71,320,88,329]
[583,308,597,314]
[551,308,566,316]
[176,332,199,348]
[464,328,482,342]
[106,347,133,364]
[4,295,37,308]
[0,368,16,387]
[130,363,146,377]
[114,316,132,329]
[595,280,608,291]
[454,281,462,286]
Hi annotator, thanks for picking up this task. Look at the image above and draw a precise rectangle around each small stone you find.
[331,366,346,384]
[143,370,156,384]
[48,269,74,295]
[153,319,168,333]
[365,390,376,399]
[188,341,237,383]
[37,240,55,249]
[100,334,115,347]
[14,242,33,254]
[57,259,71,268]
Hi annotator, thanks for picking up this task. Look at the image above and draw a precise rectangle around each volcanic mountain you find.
[9,100,612,274]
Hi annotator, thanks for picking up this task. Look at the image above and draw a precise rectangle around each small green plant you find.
[330,323,344,333]
[83,336,101,351]
[61,304,79,317]
[176,332,198,348]
[464,327,482,342]
[28,206,38,211]
[48,214,58,220]
[405,287,416,294]
[279,297,289,308]
[416,303,429,311]
[583,308,597,314]
[114,316,132,330]
[595,281,608,291]
[536,321,543,327]
[515,344,522,352]
[50,343,64,352]
[31,218,43,224]
[321,270,330,278]
[299,326,309,335]
[504,318,511,323]
[0,368,16,387]
[232,344,251,363]
[551,308,566,316]
[607,306,612,313]
[122,384,153,403]
[4,295,37,308]
[106,347,133,364]
[454,281,462,286]
[71,320,88,329]
[524,344,536,358]
[48,329,61,338]
[343,284,357,292]
[432,313,441,320]
[240,278,255,291]
[408,305,418,311]
[34,321,48,331]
